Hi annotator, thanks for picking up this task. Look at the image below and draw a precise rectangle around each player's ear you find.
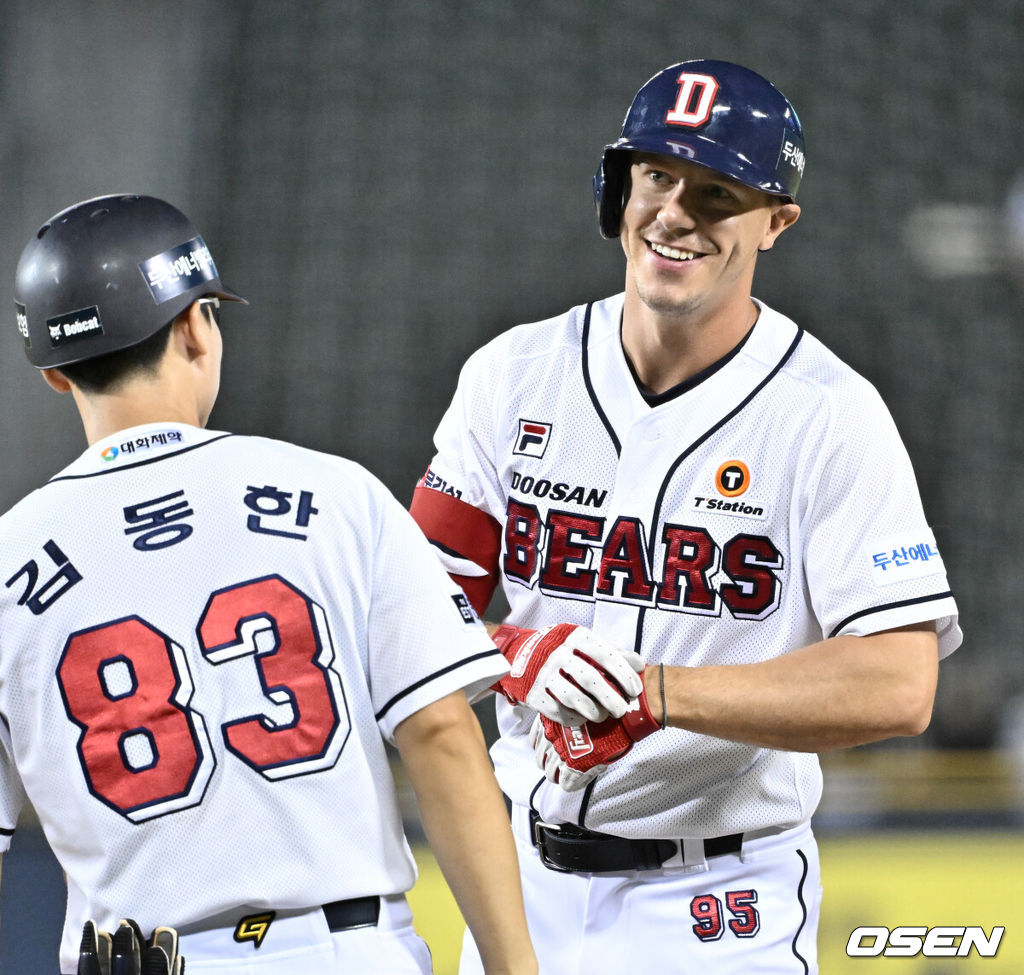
[758,202,801,252]
[40,367,72,394]
[174,301,216,362]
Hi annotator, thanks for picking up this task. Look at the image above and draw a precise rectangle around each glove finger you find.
[549,668,635,720]
[150,928,180,974]
[77,920,104,975]
[142,945,172,975]
[529,714,543,748]
[530,719,547,767]
[527,682,603,724]
[111,921,142,975]
[538,741,562,784]
[559,763,603,792]
[541,680,607,723]
[569,643,645,697]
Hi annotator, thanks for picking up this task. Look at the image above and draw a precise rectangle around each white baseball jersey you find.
[418,294,962,840]
[0,422,506,972]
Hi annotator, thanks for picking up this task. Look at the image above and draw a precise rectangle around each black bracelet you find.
[658,662,667,729]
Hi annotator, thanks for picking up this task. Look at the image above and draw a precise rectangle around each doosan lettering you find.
[510,472,607,508]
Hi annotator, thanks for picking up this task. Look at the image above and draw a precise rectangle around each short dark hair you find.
[57,321,174,394]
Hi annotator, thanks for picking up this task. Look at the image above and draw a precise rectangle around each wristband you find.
[619,667,661,742]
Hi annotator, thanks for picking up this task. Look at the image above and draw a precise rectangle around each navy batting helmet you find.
[594,60,806,238]
[14,194,246,369]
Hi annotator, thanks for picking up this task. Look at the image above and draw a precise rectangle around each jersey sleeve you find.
[0,716,26,851]
[802,380,961,658]
[366,479,508,740]
[410,344,508,614]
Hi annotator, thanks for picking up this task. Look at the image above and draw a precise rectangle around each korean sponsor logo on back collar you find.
[99,429,186,463]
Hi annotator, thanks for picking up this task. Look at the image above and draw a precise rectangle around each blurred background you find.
[1,0,1022,971]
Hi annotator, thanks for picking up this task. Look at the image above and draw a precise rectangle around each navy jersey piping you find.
[625,323,754,407]
[45,433,235,484]
[791,849,811,973]
[828,591,954,639]
[528,777,545,814]
[632,327,805,649]
[374,648,504,722]
[581,302,622,456]
[578,776,598,826]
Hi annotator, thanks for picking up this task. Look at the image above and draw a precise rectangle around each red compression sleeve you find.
[410,483,502,617]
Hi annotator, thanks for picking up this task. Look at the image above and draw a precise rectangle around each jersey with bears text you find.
[418,294,961,840]
[0,423,505,972]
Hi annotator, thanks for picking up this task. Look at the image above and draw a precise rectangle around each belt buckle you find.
[531,816,573,873]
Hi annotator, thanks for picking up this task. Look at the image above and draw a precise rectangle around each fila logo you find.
[234,911,276,949]
[665,73,719,127]
[514,420,552,458]
[716,460,750,497]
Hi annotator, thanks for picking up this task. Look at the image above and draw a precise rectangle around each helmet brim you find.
[207,283,249,306]
[604,136,794,199]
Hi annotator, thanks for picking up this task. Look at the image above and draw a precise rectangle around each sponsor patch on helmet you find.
[45,306,103,348]
[139,235,220,304]
[15,302,30,348]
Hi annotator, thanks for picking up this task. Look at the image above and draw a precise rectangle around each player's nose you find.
[655,184,698,232]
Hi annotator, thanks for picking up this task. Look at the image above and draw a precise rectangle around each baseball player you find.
[410,61,962,973]
[0,195,538,975]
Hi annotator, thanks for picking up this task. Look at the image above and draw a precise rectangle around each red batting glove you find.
[491,623,644,725]
[532,671,661,791]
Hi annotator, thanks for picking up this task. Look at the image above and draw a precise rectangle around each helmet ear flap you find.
[594,150,629,239]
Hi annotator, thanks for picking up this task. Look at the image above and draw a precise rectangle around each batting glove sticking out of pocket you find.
[491,622,644,725]
[78,918,185,975]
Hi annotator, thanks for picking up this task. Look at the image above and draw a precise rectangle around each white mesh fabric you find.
[0,423,504,971]
[424,295,961,839]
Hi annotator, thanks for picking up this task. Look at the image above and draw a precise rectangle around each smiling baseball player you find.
[411,60,962,973]
[0,194,537,975]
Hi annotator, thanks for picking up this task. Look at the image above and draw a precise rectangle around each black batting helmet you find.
[594,60,806,239]
[14,194,246,369]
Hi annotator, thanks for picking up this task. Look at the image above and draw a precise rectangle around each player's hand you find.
[491,623,644,725]
[78,918,185,975]
[531,715,602,792]
[530,671,662,792]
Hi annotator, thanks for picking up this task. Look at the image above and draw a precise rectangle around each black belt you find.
[529,810,742,873]
[322,895,380,931]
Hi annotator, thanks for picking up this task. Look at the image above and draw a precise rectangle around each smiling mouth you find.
[649,241,701,262]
